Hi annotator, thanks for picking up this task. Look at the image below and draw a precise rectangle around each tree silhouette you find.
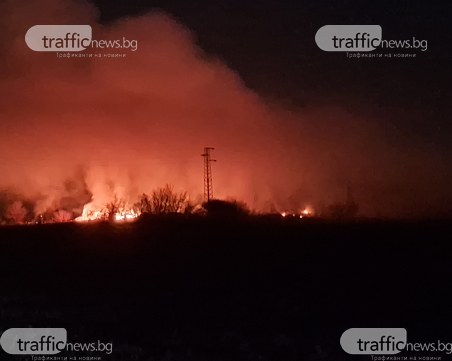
[140,185,190,214]
[105,196,126,221]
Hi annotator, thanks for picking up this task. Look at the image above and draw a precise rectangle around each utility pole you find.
[201,147,216,202]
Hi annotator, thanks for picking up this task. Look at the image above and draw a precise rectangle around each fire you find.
[298,206,314,218]
[280,206,314,219]
[75,210,102,222]
[75,204,140,223]
[114,210,139,222]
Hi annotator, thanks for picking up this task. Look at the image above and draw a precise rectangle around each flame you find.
[280,206,314,219]
[75,204,140,223]
[299,206,314,217]
[114,210,139,222]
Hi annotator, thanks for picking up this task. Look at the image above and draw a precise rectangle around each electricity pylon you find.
[201,147,216,202]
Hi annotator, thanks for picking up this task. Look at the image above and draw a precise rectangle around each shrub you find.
[140,185,190,214]
[202,199,249,218]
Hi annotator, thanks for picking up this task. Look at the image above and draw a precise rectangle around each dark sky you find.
[93,0,452,149]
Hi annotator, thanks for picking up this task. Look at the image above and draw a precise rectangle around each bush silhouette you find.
[139,185,190,214]
[202,199,249,218]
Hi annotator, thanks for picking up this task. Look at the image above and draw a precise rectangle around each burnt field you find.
[1,217,452,360]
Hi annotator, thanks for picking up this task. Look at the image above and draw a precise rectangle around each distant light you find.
[301,206,314,216]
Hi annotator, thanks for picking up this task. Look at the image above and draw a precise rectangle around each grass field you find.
[0,216,451,360]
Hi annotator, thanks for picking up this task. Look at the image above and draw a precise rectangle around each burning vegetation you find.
[0,179,332,225]
[0,184,194,225]
[0,183,361,225]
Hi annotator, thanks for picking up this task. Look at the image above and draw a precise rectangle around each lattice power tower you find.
[201,147,216,202]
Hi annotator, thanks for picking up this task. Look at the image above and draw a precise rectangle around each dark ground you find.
[0,216,451,360]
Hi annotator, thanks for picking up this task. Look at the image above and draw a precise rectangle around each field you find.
[1,216,451,360]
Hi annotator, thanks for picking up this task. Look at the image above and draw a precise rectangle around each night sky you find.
[94,0,452,148]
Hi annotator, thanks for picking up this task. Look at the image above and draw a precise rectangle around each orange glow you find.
[301,206,314,216]
[114,210,139,222]
[75,205,140,222]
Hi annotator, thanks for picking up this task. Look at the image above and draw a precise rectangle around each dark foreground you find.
[0,216,451,360]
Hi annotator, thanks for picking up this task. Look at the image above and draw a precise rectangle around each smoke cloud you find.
[0,0,450,219]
